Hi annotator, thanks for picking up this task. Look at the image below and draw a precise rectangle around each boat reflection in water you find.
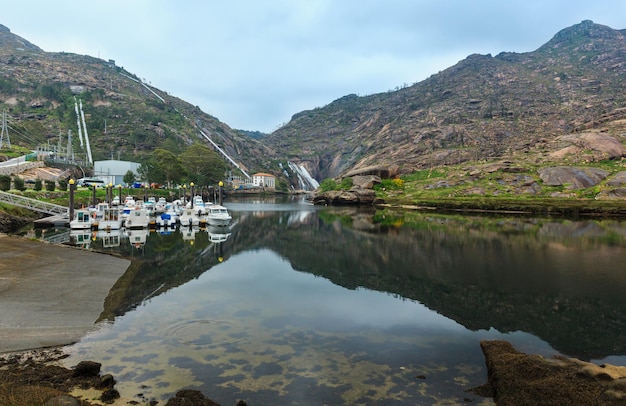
[55,198,626,406]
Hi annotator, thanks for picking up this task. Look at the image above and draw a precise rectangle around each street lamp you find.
[68,179,75,222]
[190,182,195,208]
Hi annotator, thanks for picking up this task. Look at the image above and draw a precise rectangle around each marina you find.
[35,193,233,231]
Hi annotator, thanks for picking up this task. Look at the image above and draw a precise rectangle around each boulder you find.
[596,187,626,200]
[607,171,626,187]
[351,174,381,189]
[312,188,377,206]
[343,165,399,179]
[538,166,609,189]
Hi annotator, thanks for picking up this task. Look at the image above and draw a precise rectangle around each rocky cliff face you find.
[265,20,626,180]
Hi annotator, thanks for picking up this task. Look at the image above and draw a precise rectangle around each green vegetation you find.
[319,177,354,192]
[0,175,10,191]
[371,161,626,217]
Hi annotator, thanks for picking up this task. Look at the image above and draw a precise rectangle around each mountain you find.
[1,21,626,189]
[0,23,275,178]
[265,20,626,180]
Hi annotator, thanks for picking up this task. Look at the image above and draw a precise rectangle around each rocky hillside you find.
[2,21,626,192]
[265,20,626,181]
[0,24,275,176]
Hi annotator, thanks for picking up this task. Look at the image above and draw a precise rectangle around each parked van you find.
[77,178,106,188]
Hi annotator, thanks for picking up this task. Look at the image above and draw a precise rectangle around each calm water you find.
[28,197,626,405]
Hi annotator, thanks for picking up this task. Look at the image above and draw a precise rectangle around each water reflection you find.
[42,199,626,404]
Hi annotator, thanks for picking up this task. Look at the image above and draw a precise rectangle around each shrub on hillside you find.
[13,176,25,191]
[57,178,68,191]
[0,175,10,191]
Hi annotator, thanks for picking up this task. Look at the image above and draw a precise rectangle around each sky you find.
[2,1,625,133]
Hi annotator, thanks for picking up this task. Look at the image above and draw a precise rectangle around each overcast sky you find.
[2,1,625,133]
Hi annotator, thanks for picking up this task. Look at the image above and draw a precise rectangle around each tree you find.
[123,170,136,186]
[152,148,185,188]
[34,178,42,191]
[179,144,227,187]
[45,180,56,191]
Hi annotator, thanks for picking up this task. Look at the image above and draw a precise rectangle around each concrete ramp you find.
[0,235,129,353]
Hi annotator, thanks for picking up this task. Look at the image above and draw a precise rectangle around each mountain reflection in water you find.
[52,197,626,405]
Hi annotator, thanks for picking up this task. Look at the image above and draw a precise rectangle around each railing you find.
[0,191,69,216]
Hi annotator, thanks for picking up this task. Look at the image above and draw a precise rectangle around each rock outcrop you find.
[475,340,626,405]
[538,166,610,189]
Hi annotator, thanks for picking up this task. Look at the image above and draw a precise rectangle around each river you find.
[19,196,626,405]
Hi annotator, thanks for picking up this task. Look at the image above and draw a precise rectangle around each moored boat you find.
[98,206,123,230]
[125,207,151,229]
[69,208,95,230]
[206,204,232,227]
[179,207,201,227]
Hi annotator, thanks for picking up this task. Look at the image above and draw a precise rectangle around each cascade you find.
[287,161,319,191]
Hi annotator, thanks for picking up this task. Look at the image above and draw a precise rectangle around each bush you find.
[339,177,353,190]
[57,178,68,191]
[45,180,56,191]
[0,175,10,191]
[34,179,42,191]
[319,178,337,192]
[13,176,25,191]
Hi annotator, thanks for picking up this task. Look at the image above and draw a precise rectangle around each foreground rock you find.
[476,340,626,405]
[312,187,378,205]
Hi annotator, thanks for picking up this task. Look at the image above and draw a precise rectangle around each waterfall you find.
[287,161,320,191]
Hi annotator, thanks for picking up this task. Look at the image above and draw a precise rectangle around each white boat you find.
[155,197,167,213]
[125,207,151,229]
[98,207,123,230]
[206,204,232,227]
[187,195,208,215]
[69,208,95,230]
[156,211,177,228]
[179,207,200,227]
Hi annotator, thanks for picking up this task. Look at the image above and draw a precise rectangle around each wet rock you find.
[164,389,220,405]
[72,360,101,377]
[44,395,81,406]
[97,373,116,389]
[476,340,626,405]
[100,388,120,403]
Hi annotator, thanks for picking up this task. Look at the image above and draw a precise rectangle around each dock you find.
[34,215,69,228]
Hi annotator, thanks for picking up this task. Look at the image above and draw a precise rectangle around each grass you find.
[374,160,626,217]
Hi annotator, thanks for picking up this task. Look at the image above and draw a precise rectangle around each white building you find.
[93,160,141,186]
[252,172,276,190]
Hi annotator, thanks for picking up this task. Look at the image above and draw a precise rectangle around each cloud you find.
[2,0,625,132]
